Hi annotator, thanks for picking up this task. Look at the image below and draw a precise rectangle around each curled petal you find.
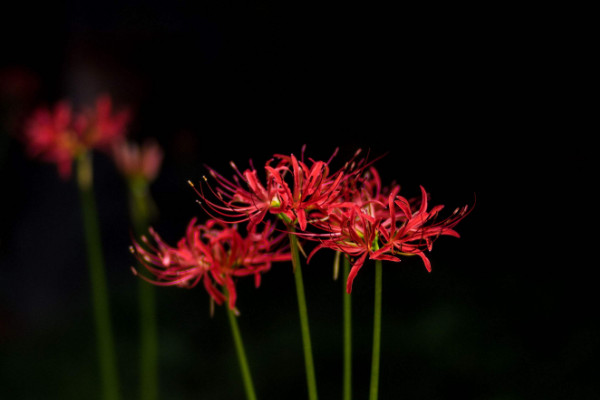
[346,252,368,294]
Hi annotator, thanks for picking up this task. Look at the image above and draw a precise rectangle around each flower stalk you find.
[342,255,352,400]
[226,301,258,400]
[369,260,383,400]
[77,151,120,400]
[289,229,318,400]
[128,176,159,400]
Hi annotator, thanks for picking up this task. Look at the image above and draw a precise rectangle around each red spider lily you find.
[305,202,399,293]
[192,146,375,231]
[130,217,291,313]
[23,94,130,178]
[265,150,348,230]
[192,160,283,230]
[303,179,471,293]
[375,185,471,273]
[112,138,164,182]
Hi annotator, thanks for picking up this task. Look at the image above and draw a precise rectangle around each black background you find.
[1,1,594,399]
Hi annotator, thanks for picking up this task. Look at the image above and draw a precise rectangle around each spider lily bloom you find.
[193,160,283,230]
[272,148,389,230]
[23,94,130,178]
[305,202,399,293]
[131,217,291,313]
[111,138,164,182]
[200,219,291,309]
[265,150,350,230]
[304,182,470,293]
[194,147,372,232]
[375,185,471,273]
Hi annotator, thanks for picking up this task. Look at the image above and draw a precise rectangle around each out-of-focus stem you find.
[128,177,159,400]
[77,152,120,400]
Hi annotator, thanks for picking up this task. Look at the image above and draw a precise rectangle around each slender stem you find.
[128,178,159,400]
[138,278,158,400]
[226,305,258,400]
[369,260,383,400]
[342,255,352,400]
[288,230,318,400]
[77,152,120,400]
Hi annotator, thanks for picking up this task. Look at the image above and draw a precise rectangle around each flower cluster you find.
[129,145,470,311]
[131,217,291,313]
[194,146,472,293]
[306,178,470,292]
[23,94,130,178]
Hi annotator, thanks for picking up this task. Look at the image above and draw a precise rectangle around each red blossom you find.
[23,94,130,179]
[130,217,291,313]
[375,185,471,274]
[305,202,399,293]
[111,138,164,182]
[300,165,471,293]
[192,146,374,231]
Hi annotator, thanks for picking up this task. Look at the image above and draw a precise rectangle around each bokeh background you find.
[1,1,593,399]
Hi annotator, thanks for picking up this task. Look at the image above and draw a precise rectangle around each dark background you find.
[0,1,593,399]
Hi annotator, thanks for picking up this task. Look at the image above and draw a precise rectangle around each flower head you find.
[192,146,374,231]
[23,94,130,178]
[301,167,472,293]
[375,185,471,274]
[112,138,164,182]
[131,217,291,313]
[304,201,399,293]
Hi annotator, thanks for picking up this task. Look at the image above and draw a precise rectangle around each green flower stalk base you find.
[77,152,120,400]
[128,177,159,400]
[289,230,319,400]
[343,255,352,400]
[369,260,383,400]
[138,279,158,400]
[226,305,258,400]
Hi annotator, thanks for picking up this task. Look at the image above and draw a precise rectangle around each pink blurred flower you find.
[23,94,130,178]
[112,138,163,182]
[130,217,291,313]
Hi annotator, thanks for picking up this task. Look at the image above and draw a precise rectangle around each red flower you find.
[306,202,400,292]
[302,170,471,293]
[375,185,471,274]
[111,138,164,182]
[194,160,282,230]
[193,146,371,231]
[131,217,291,313]
[23,94,130,178]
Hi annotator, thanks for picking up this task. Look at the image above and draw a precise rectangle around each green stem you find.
[138,278,158,400]
[288,230,318,400]
[342,255,352,400]
[369,260,383,400]
[226,305,258,400]
[128,178,159,400]
[77,152,120,400]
